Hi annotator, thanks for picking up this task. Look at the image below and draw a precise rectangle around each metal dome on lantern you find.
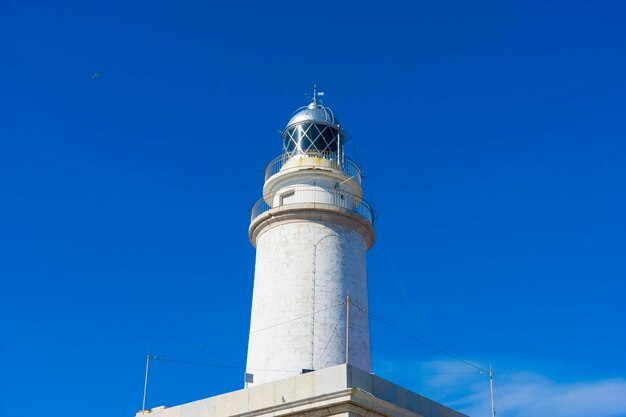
[282,85,344,159]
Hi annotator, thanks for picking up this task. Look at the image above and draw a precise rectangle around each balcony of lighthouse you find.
[250,185,374,226]
[251,149,373,228]
[262,150,363,197]
[264,151,362,184]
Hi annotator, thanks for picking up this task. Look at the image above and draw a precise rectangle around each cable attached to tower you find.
[349,300,487,373]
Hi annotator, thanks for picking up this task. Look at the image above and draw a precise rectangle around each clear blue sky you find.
[1,1,625,416]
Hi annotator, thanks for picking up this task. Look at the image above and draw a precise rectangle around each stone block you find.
[214,392,233,417]
[155,407,179,417]
[180,398,215,417]
[227,389,249,415]
[248,380,274,410]
[372,376,396,404]
[313,365,347,395]
[395,386,409,409]
[294,370,315,400]
[272,376,297,406]
[349,366,372,393]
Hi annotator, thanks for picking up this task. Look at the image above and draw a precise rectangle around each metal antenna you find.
[142,352,151,412]
[480,363,496,417]
[489,364,496,417]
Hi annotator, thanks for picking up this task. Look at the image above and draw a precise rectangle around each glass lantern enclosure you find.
[282,122,342,158]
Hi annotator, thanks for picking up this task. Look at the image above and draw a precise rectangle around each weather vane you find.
[305,83,325,104]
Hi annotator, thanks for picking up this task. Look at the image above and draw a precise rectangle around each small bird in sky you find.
[90,72,103,79]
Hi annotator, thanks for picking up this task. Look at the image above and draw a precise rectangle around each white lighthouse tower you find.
[245,89,375,386]
[137,90,468,417]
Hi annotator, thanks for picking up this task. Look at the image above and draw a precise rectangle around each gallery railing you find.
[264,152,362,184]
[251,186,374,225]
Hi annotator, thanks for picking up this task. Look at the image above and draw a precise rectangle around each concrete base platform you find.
[137,364,468,417]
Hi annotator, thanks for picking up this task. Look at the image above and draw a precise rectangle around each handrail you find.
[264,152,362,184]
[251,186,374,226]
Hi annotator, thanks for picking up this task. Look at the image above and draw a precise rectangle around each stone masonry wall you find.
[245,219,371,385]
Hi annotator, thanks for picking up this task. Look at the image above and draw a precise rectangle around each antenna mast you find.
[142,352,151,412]
[489,364,496,417]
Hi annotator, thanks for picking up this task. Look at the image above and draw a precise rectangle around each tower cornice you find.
[249,203,375,250]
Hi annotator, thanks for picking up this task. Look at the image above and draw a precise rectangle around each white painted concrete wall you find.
[270,185,359,211]
[139,364,469,417]
[245,219,371,385]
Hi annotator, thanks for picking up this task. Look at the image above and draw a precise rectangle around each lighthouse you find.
[137,91,468,417]
[245,89,375,386]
